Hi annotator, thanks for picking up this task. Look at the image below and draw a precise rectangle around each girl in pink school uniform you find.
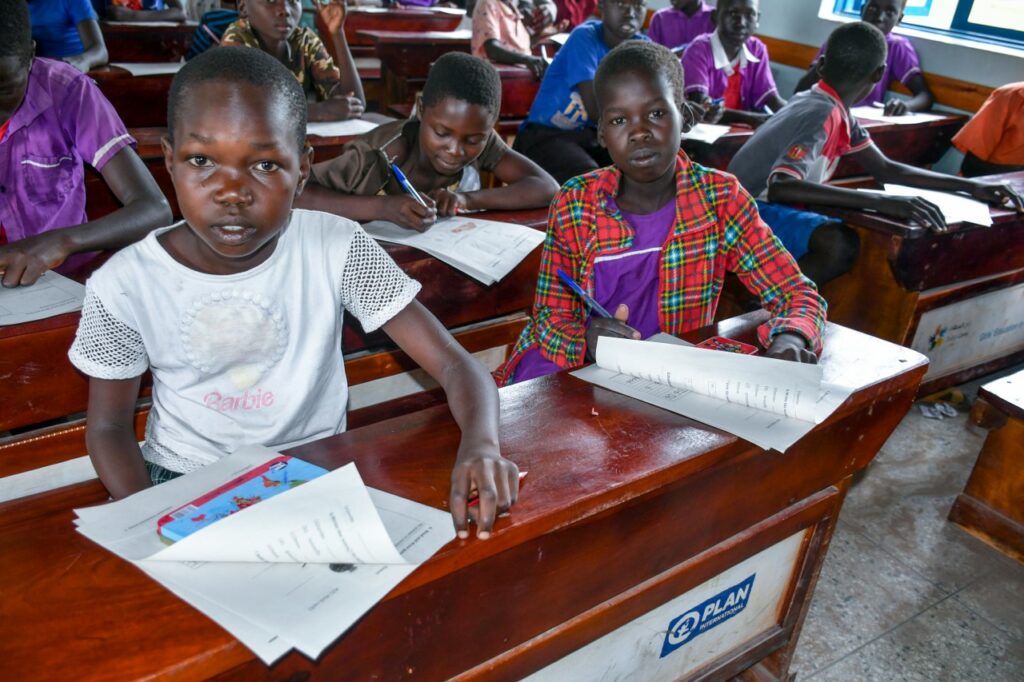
[682,0,786,128]
[795,0,934,115]
[496,41,825,386]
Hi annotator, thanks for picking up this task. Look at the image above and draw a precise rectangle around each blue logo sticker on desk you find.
[660,574,756,658]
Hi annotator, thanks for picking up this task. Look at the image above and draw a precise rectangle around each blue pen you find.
[390,163,429,209]
[556,269,612,318]
[763,104,774,115]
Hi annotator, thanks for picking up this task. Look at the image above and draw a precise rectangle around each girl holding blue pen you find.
[297,54,558,231]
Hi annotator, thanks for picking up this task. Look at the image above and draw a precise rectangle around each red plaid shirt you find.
[495,152,826,385]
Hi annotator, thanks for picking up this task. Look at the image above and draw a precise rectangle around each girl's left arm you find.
[453,150,559,214]
[66,19,108,73]
[381,301,519,540]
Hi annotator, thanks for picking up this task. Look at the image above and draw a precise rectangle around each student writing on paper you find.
[681,0,786,128]
[495,41,826,385]
[220,0,366,122]
[101,0,189,23]
[727,22,1024,287]
[297,53,558,231]
[794,0,933,116]
[68,48,519,540]
[0,2,171,287]
[28,0,109,72]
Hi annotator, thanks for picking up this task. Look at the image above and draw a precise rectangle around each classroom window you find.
[826,0,1024,51]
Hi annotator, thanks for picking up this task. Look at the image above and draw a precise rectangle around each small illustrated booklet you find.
[156,455,327,543]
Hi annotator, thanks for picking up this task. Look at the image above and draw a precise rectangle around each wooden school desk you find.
[684,112,965,178]
[344,6,465,57]
[0,313,927,680]
[100,20,197,63]
[949,369,1024,562]
[359,29,472,109]
[818,170,1024,396]
[0,206,547,440]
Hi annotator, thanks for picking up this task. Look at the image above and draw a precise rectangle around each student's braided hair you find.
[167,46,308,150]
[0,0,32,62]
[421,53,502,117]
[821,22,888,88]
[594,40,686,111]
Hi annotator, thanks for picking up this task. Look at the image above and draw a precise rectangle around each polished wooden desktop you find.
[359,29,472,108]
[684,113,966,178]
[100,20,196,63]
[949,368,1024,561]
[817,170,1024,395]
[344,6,464,56]
[0,313,927,680]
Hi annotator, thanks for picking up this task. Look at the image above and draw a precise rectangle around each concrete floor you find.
[790,369,1024,681]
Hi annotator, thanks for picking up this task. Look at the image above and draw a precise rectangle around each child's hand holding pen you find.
[585,304,641,362]
[429,187,468,217]
[702,97,725,124]
[389,163,437,231]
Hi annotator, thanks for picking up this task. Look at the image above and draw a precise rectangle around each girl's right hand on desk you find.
[382,194,437,231]
[585,304,641,362]
[0,232,70,287]
[876,195,947,232]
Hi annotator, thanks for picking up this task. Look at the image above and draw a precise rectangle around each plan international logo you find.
[660,575,756,658]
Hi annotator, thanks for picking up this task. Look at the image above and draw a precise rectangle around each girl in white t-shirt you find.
[69,47,518,540]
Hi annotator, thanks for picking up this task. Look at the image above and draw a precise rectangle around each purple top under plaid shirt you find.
[494,152,827,386]
[0,58,135,273]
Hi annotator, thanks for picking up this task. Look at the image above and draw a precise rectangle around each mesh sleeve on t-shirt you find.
[68,288,150,380]
[339,228,422,333]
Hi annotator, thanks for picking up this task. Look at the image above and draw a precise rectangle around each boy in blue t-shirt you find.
[29,0,109,72]
[512,0,647,184]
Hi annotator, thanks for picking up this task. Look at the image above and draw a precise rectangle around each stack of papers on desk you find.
[0,270,85,325]
[306,118,381,137]
[850,106,947,125]
[74,446,454,664]
[858,184,993,227]
[363,215,546,285]
[681,123,731,144]
[110,62,184,76]
[572,338,854,452]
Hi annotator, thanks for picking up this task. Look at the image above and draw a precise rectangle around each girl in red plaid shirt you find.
[496,40,826,386]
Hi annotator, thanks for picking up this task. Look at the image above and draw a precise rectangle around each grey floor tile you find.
[953,553,1024,642]
[789,521,949,679]
[808,596,1024,682]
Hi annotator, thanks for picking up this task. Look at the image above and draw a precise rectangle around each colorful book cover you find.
[156,455,328,543]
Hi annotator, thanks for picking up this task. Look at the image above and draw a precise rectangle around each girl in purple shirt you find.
[0,0,169,286]
[647,0,714,52]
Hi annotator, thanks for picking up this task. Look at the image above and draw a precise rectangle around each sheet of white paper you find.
[110,62,184,76]
[363,216,546,285]
[150,463,408,564]
[306,119,381,137]
[102,20,183,26]
[74,446,455,663]
[572,338,854,452]
[647,332,693,347]
[681,123,731,144]
[0,271,85,326]
[883,184,994,227]
[850,106,948,125]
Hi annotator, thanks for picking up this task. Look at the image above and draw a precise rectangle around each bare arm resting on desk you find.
[85,374,151,499]
[428,149,560,217]
[0,147,171,287]
[381,300,519,539]
[63,19,108,73]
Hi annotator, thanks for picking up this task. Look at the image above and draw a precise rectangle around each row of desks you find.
[0,311,928,680]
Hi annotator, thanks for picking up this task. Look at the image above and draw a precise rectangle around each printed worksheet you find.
[110,62,184,76]
[572,338,853,452]
[883,184,994,227]
[681,123,731,144]
[0,270,85,325]
[74,446,455,663]
[850,106,947,125]
[306,119,382,137]
[363,216,546,285]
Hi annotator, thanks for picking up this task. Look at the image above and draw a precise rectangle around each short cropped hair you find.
[594,40,686,110]
[821,22,888,88]
[167,47,307,150]
[0,0,33,61]
[421,53,502,116]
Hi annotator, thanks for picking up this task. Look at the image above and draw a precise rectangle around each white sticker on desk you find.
[525,529,808,682]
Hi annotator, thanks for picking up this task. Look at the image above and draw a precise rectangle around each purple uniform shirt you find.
[814,32,922,107]
[0,58,135,273]
[647,3,715,50]
[510,196,676,383]
[682,32,779,112]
